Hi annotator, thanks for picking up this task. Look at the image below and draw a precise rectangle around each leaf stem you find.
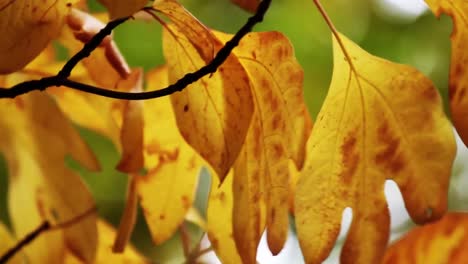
[312,0,357,74]
[0,0,272,100]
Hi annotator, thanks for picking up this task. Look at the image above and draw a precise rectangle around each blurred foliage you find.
[0,0,455,263]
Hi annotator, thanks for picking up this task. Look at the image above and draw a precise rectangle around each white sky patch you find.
[375,0,429,23]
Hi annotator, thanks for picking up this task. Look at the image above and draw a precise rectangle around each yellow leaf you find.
[207,171,243,264]
[0,222,22,264]
[383,212,468,264]
[0,92,99,263]
[213,31,312,257]
[159,0,254,180]
[98,0,147,19]
[0,0,76,73]
[425,0,468,147]
[65,219,150,263]
[232,123,266,264]
[230,0,261,13]
[295,33,455,264]
[136,66,203,244]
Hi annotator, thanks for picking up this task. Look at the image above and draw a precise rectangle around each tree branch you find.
[0,0,272,100]
[0,207,96,263]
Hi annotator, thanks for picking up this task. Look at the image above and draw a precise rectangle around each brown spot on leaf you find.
[208,233,218,249]
[183,104,189,112]
[271,113,282,130]
[181,195,190,210]
[159,214,165,220]
[270,208,276,222]
[340,132,360,183]
[272,142,284,159]
[218,191,225,202]
[14,97,24,109]
[375,122,405,174]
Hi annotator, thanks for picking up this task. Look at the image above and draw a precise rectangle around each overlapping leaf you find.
[158,0,254,180]
[137,66,203,244]
[383,212,468,264]
[425,0,468,147]
[214,30,312,260]
[0,0,77,73]
[0,91,99,263]
[295,33,456,264]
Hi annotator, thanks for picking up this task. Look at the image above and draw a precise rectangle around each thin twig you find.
[0,207,96,264]
[0,0,272,100]
[0,222,50,264]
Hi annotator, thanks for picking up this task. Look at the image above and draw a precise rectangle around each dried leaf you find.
[98,0,147,19]
[137,66,203,244]
[383,212,468,264]
[425,0,468,147]
[159,0,254,180]
[0,91,99,263]
[295,33,455,264]
[0,0,77,73]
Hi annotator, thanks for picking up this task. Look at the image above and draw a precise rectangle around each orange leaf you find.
[0,0,77,73]
[295,32,455,264]
[425,0,468,147]
[0,91,99,263]
[158,0,254,180]
[136,66,203,244]
[383,212,468,264]
[214,30,312,258]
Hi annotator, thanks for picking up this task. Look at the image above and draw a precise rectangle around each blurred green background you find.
[0,0,459,263]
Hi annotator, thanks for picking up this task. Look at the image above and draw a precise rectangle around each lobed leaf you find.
[295,32,456,264]
[425,0,468,147]
[383,212,468,264]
